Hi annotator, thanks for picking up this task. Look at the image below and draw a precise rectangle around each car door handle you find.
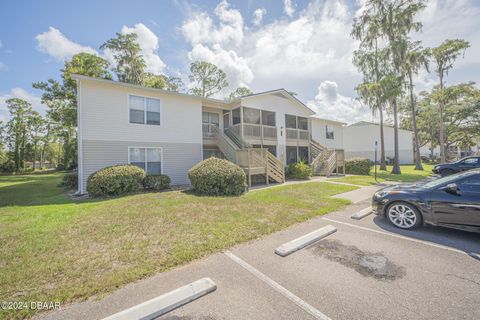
[449,204,480,209]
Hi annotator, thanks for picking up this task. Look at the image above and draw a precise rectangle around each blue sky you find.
[1,0,479,124]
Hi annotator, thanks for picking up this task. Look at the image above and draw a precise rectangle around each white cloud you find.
[188,44,254,90]
[181,0,252,93]
[246,0,357,88]
[284,0,296,17]
[120,23,166,74]
[182,0,244,47]
[253,8,267,26]
[35,27,97,60]
[307,81,372,124]
[415,0,480,86]
[0,88,46,123]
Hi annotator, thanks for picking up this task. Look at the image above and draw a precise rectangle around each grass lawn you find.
[0,173,357,319]
[329,163,435,186]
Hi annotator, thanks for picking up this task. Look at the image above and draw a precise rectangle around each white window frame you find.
[128,147,164,175]
[326,125,334,140]
[128,94,161,126]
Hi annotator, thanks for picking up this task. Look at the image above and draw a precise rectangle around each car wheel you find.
[386,202,422,230]
[440,168,454,176]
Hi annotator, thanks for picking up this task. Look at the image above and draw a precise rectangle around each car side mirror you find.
[443,183,460,196]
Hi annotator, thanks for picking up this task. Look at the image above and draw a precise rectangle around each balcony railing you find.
[286,128,309,141]
[230,123,277,141]
[202,123,218,138]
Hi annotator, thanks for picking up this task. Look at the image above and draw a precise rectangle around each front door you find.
[223,111,230,131]
[430,174,480,227]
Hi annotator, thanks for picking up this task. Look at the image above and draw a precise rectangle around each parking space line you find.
[224,251,331,320]
[321,217,470,256]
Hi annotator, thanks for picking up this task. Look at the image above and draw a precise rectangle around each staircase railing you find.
[212,126,239,163]
[211,127,285,185]
[225,127,252,149]
[266,151,285,183]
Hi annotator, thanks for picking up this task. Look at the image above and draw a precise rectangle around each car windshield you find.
[422,171,477,189]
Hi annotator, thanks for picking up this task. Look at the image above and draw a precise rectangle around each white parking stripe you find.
[224,251,331,320]
[321,217,469,256]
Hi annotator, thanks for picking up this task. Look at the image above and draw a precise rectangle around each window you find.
[129,147,162,175]
[326,125,334,139]
[146,98,160,125]
[298,147,309,163]
[285,114,297,129]
[297,117,308,130]
[202,112,219,126]
[129,96,145,124]
[461,175,480,185]
[265,145,277,156]
[232,108,241,125]
[462,157,479,165]
[243,107,261,124]
[286,146,298,164]
[203,147,224,159]
[460,174,480,193]
[262,110,276,126]
[129,95,160,125]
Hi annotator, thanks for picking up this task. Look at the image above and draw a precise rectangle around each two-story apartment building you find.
[73,75,344,194]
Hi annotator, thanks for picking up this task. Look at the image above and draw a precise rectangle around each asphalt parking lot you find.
[37,191,480,320]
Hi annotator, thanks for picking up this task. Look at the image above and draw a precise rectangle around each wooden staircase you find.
[212,126,285,186]
[310,139,345,177]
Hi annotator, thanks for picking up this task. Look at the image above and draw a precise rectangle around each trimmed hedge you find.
[345,158,373,175]
[87,165,145,197]
[188,158,247,196]
[286,162,312,179]
[61,172,78,189]
[143,174,171,191]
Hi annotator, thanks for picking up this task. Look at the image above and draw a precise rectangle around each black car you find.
[372,169,480,233]
[432,156,480,176]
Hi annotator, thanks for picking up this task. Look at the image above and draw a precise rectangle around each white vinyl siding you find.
[128,147,163,175]
[129,95,160,125]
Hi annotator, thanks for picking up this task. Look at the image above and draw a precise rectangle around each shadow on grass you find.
[0,174,105,208]
[181,189,245,198]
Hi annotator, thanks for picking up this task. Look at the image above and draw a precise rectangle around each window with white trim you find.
[129,147,162,175]
[129,95,160,125]
[326,125,334,139]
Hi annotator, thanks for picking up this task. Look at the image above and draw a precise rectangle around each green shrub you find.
[188,158,247,196]
[345,158,373,175]
[87,165,145,197]
[286,162,312,179]
[142,174,171,191]
[61,172,78,189]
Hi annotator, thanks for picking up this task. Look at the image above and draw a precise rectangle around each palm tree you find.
[402,41,429,170]
[370,0,426,174]
[352,8,388,170]
[431,39,470,163]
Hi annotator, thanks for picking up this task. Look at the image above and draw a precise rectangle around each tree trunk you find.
[33,142,37,171]
[379,107,387,170]
[409,71,423,170]
[391,98,401,174]
[439,73,446,163]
